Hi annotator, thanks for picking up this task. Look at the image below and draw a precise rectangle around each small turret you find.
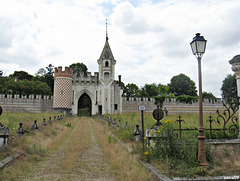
[53,66,73,113]
[54,66,73,78]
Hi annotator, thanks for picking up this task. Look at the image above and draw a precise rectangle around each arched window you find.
[105,61,109,67]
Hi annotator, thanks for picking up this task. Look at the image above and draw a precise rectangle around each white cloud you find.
[0,0,240,97]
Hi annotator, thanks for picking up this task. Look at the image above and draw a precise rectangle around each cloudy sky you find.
[0,0,240,97]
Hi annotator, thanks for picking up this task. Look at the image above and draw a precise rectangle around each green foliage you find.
[69,62,88,76]
[9,71,33,81]
[221,74,238,109]
[158,83,169,94]
[0,78,52,96]
[51,130,57,136]
[154,94,174,107]
[65,121,71,127]
[202,91,216,102]
[34,64,54,93]
[44,64,54,93]
[176,95,198,104]
[168,73,197,96]
[146,120,200,175]
[108,135,112,144]
[139,83,159,97]
[124,83,139,97]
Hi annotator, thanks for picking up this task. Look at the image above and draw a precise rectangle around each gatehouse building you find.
[53,34,123,116]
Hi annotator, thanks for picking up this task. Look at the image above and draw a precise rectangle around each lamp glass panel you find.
[190,41,197,55]
[196,41,206,54]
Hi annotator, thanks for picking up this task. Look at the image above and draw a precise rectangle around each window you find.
[72,90,74,104]
[104,72,109,79]
[114,104,118,110]
[105,61,109,67]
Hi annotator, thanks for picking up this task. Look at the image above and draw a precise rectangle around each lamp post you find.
[190,33,208,166]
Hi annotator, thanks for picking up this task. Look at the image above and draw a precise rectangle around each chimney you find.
[118,75,121,86]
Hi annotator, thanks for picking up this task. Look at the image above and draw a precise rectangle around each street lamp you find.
[190,33,208,166]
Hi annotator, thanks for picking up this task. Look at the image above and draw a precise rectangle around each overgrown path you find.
[22,117,118,181]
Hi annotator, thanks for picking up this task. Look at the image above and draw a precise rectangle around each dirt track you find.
[22,118,118,181]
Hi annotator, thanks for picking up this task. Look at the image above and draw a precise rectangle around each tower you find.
[97,23,116,85]
[53,66,73,113]
[96,20,117,114]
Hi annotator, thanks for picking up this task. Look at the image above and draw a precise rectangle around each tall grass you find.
[92,118,158,181]
[0,112,73,180]
[99,113,240,177]
[1,112,62,134]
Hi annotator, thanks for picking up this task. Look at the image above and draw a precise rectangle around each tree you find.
[202,91,216,100]
[34,64,54,93]
[0,70,3,77]
[69,62,88,76]
[9,71,33,81]
[221,74,237,106]
[168,73,197,96]
[35,68,46,77]
[45,64,54,93]
[0,78,51,96]
[124,83,139,97]
[139,83,159,97]
[158,83,169,95]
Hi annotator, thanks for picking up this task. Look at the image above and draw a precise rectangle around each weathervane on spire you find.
[106,18,108,41]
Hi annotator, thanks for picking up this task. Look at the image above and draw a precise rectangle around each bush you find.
[145,120,202,176]
[154,94,174,108]
[176,95,198,104]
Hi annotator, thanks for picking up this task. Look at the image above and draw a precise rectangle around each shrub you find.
[146,120,201,176]
[176,95,198,104]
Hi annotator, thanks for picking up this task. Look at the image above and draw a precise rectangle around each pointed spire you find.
[97,19,116,65]
[106,18,108,41]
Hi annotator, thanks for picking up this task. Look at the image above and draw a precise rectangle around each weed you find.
[27,143,46,156]
[65,121,71,127]
[108,135,111,144]
[222,148,230,157]
[51,129,57,136]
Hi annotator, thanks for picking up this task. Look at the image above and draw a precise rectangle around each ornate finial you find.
[106,18,108,41]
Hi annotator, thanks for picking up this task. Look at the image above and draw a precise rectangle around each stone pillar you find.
[229,54,240,139]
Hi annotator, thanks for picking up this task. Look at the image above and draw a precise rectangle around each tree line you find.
[0,63,88,97]
[0,63,237,105]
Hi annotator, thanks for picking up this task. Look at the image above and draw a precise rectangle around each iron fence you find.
[174,102,239,139]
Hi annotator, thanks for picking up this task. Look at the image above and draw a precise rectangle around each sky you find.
[0,0,240,98]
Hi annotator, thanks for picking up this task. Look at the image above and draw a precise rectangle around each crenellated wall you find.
[72,71,99,84]
[0,94,227,114]
[122,97,226,114]
[0,94,53,113]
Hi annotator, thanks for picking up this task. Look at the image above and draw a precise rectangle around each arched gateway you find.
[78,93,92,117]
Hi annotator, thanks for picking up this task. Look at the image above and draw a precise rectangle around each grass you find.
[98,112,240,178]
[0,112,74,180]
[107,112,238,140]
[0,112,62,134]
[61,117,90,173]
[91,118,158,181]
[1,112,239,179]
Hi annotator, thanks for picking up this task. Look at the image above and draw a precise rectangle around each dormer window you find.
[105,61,109,67]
